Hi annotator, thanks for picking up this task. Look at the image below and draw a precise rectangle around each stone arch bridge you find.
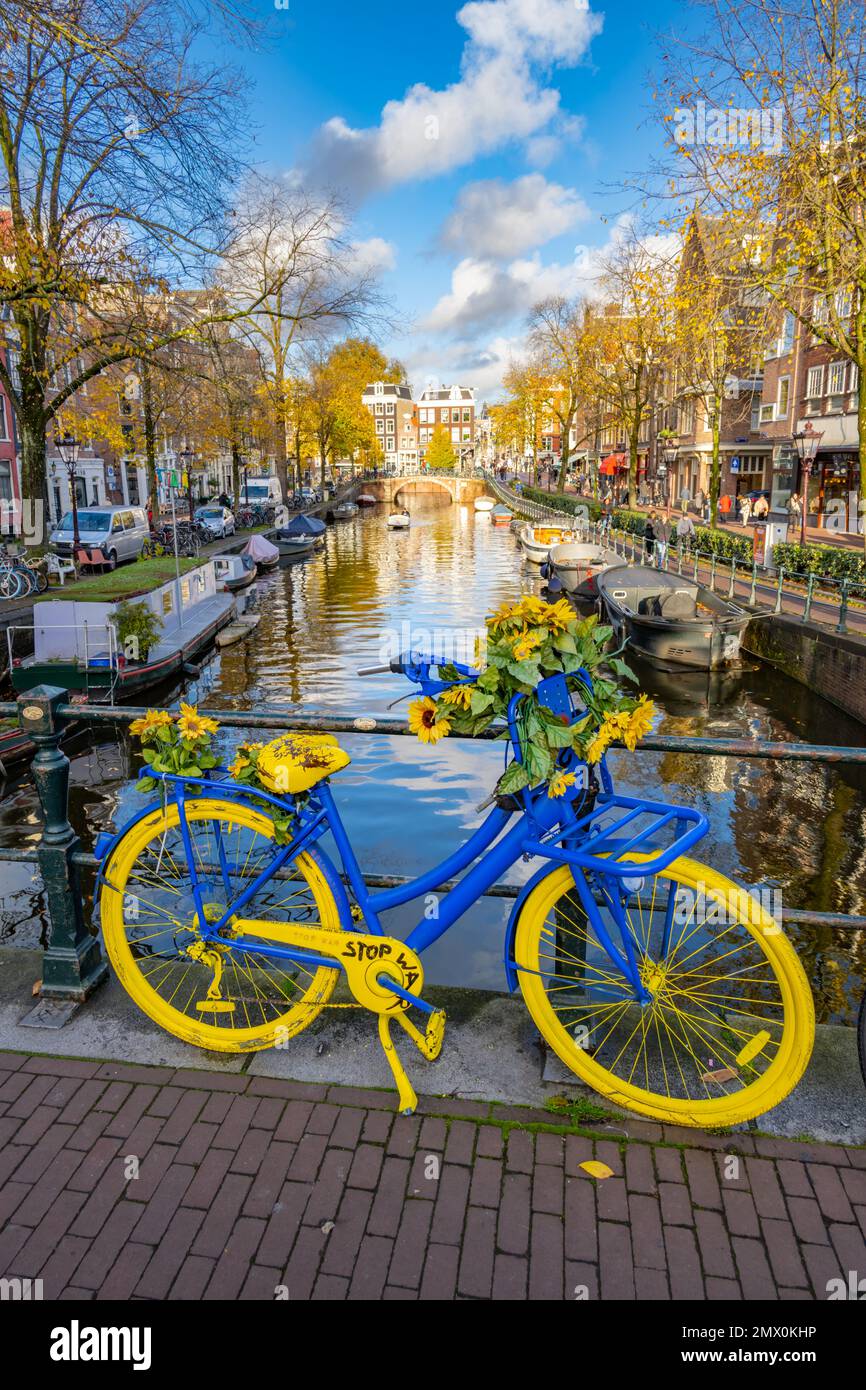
[349,475,488,505]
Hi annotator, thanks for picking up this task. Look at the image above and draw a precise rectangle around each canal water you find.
[1,497,864,1021]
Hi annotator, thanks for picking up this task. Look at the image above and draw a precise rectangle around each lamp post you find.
[54,433,82,547]
[662,441,678,519]
[179,448,195,523]
[792,424,823,546]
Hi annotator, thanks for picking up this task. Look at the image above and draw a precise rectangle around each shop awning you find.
[599,453,626,475]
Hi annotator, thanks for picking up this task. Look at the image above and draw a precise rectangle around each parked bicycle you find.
[96,609,814,1125]
[0,548,49,598]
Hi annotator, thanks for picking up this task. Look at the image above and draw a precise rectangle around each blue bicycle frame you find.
[115,660,709,1011]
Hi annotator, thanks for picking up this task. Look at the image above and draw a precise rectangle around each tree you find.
[425,425,456,471]
[226,181,384,502]
[654,0,866,545]
[0,0,244,510]
[527,298,599,491]
[502,358,549,482]
[302,337,402,490]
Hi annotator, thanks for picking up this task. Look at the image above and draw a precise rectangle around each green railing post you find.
[775,567,785,614]
[728,557,737,600]
[749,559,758,606]
[693,551,699,583]
[803,574,814,624]
[709,553,717,590]
[18,686,108,1001]
[836,579,850,634]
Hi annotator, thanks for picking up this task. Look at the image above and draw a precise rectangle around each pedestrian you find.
[654,512,670,569]
[675,510,695,554]
[679,484,691,514]
[739,494,752,525]
[644,511,657,563]
[788,492,802,526]
[718,493,732,525]
[753,493,769,520]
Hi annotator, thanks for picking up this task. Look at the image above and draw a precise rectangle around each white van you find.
[50,505,150,567]
[241,477,282,507]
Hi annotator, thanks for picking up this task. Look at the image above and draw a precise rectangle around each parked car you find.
[195,505,235,539]
[49,505,149,568]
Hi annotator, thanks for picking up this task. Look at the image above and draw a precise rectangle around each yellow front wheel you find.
[100,798,343,1052]
[515,857,814,1127]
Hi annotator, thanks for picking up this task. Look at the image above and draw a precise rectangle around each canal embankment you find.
[744,613,866,725]
[1,947,863,1146]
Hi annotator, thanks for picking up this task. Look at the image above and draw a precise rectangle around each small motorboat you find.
[474,495,495,512]
[212,553,257,593]
[547,541,620,599]
[490,503,513,526]
[333,500,359,518]
[597,565,750,670]
[519,521,573,564]
[387,510,411,529]
[243,533,280,573]
[276,535,316,560]
[216,613,261,648]
[356,494,377,506]
[277,513,326,551]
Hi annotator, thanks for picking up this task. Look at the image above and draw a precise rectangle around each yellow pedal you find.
[396,1007,446,1060]
[196,1000,235,1013]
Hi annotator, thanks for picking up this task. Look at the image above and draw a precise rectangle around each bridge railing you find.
[3,686,866,1005]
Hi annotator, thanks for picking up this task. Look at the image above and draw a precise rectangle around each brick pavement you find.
[0,1050,864,1301]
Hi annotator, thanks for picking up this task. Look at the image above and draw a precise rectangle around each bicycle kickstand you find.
[377,1007,447,1116]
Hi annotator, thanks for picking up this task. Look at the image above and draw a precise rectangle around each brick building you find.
[415,384,475,468]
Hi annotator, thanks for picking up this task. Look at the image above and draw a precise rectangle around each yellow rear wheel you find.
[515,857,814,1127]
[100,798,342,1052]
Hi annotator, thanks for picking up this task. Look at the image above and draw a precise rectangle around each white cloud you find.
[348,236,397,275]
[440,174,590,260]
[304,0,603,198]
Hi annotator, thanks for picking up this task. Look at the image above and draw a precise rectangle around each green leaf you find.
[476,666,500,692]
[156,725,174,744]
[469,689,494,714]
[141,747,157,765]
[137,776,157,793]
[609,657,637,684]
[507,659,542,685]
[553,631,577,654]
[497,760,531,794]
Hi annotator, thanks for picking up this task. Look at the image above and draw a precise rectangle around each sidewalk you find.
[1,1050,864,1301]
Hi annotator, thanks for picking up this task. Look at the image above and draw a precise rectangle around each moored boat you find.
[243,534,280,572]
[216,613,261,648]
[387,510,410,529]
[356,494,377,506]
[276,513,326,553]
[212,553,257,593]
[547,540,621,599]
[334,500,359,518]
[474,495,495,512]
[597,565,749,670]
[518,521,573,564]
[490,503,513,526]
[276,535,316,560]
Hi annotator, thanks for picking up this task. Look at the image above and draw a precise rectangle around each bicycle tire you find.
[858,989,866,1093]
[0,569,21,600]
[100,798,343,1051]
[515,855,814,1128]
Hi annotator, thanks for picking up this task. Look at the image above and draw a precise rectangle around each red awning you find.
[599,453,626,475]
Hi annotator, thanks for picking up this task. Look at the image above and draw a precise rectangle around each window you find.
[374,403,383,414]
[827,361,847,395]
[750,401,761,432]
[805,365,824,399]
[780,313,795,354]
[813,293,829,325]
[452,409,460,423]
[834,287,852,320]
[777,376,790,417]
[386,403,394,414]
[0,396,7,441]
[760,403,776,423]
[462,408,471,421]
[850,363,860,395]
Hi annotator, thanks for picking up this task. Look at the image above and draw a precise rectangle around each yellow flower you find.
[586,723,617,764]
[543,599,574,632]
[228,753,250,778]
[549,771,577,798]
[407,697,451,744]
[623,696,656,751]
[129,709,174,739]
[488,601,517,629]
[177,701,219,740]
[511,628,542,662]
[441,684,473,709]
[514,595,547,623]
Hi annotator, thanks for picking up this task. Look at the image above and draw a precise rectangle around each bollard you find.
[17,686,108,1001]
[803,574,814,624]
[836,579,850,634]
[775,567,785,614]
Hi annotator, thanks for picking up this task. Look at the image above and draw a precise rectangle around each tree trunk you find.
[858,357,866,554]
[628,420,640,510]
[140,361,159,524]
[709,405,721,527]
[273,407,290,506]
[231,441,242,509]
[556,413,572,492]
[17,413,48,542]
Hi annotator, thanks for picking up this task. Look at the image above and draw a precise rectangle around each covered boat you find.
[243,533,280,572]
[276,513,326,552]
[518,521,573,564]
[597,565,749,670]
[490,503,513,526]
[547,540,620,599]
[356,493,377,506]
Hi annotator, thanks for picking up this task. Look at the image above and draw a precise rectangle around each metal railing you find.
[1,687,865,1005]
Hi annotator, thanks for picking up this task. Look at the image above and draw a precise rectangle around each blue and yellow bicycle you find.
[96,654,814,1127]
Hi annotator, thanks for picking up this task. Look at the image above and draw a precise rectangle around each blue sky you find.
[205,0,688,399]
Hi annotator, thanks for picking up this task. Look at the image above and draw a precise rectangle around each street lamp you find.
[54,432,82,547]
[792,424,823,546]
[178,448,195,522]
[661,441,678,517]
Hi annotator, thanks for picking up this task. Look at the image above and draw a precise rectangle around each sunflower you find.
[511,628,542,662]
[549,771,577,798]
[622,695,656,751]
[488,601,517,630]
[513,595,547,624]
[440,684,473,709]
[407,697,451,744]
[543,599,574,633]
[129,709,174,739]
[585,717,620,764]
[177,702,220,740]
[228,752,251,778]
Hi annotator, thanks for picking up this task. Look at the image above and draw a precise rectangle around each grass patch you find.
[36,555,201,604]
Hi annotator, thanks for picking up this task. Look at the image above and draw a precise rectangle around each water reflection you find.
[1,500,864,1018]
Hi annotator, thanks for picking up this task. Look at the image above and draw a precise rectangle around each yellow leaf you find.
[579,1160,614,1180]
